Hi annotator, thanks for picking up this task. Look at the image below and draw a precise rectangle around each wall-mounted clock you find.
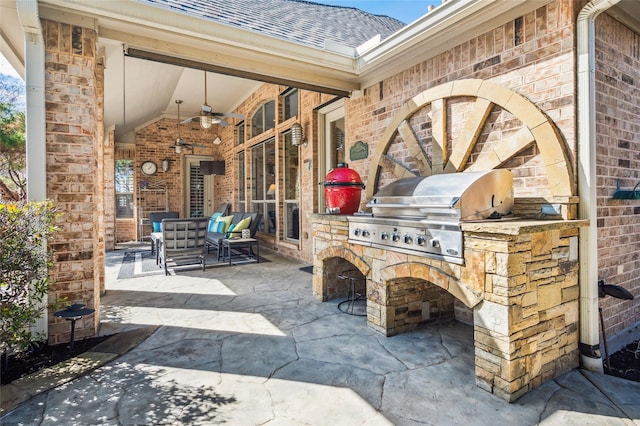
[141,161,158,176]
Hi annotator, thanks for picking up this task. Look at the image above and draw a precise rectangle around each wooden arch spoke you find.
[445,97,493,173]
[380,155,417,179]
[397,120,432,176]
[367,79,574,198]
[467,127,535,171]
[429,99,446,174]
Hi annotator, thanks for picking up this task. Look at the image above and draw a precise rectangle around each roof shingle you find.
[139,0,406,49]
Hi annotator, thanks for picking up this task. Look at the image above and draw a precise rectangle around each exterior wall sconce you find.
[213,136,222,145]
[175,144,182,154]
[291,122,307,147]
[161,158,170,172]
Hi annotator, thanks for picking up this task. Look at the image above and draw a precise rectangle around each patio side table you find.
[221,238,259,266]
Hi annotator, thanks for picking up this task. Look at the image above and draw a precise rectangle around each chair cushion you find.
[211,215,233,233]
[207,212,223,232]
[152,222,162,232]
[228,216,252,238]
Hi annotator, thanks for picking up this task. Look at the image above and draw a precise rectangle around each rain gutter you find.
[576,0,620,372]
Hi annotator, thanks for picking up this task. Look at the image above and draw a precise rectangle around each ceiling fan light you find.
[200,115,213,129]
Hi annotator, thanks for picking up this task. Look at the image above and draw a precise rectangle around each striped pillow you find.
[211,215,233,233]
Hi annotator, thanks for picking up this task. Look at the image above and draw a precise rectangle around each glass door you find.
[184,155,214,217]
[318,99,345,213]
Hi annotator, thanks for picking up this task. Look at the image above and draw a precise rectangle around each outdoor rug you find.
[117,249,269,279]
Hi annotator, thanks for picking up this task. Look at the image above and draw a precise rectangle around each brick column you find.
[43,20,101,344]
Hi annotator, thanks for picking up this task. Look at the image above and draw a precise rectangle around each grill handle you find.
[321,181,365,188]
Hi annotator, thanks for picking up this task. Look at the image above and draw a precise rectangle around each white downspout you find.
[577,0,620,372]
[17,0,48,337]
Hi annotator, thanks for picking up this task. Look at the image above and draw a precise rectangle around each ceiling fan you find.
[170,100,206,153]
[181,71,245,128]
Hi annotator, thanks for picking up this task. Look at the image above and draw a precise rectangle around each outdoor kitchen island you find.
[311,213,587,402]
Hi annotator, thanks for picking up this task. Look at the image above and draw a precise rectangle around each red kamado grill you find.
[347,169,514,264]
[322,163,365,215]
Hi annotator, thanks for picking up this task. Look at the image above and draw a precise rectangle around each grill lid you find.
[367,169,513,221]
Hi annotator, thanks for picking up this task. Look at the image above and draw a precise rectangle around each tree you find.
[0,201,59,366]
[0,75,26,201]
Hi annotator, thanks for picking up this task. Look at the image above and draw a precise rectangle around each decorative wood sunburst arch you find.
[365,79,575,199]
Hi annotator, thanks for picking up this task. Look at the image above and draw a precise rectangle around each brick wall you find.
[43,20,101,344]
[345,1,577,202]
[595,13,640,341]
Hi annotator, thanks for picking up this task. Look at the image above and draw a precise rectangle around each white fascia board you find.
[39,0,359,87]
[357,0,552,89]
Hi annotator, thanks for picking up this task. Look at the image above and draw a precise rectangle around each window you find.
[251,138,276,235]
[115,159,134,218]
[251,100,275,138]
[236,121,245,145]
[283,88,298,121]
[283,131,300,241]
[238,151,245,212]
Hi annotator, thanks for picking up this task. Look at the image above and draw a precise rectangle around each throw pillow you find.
[207,212,224,232]
[211,215,233,233]
[228,216,252,238]
[152,222,162,232]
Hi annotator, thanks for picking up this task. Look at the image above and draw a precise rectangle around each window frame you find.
[282,88,299,122]
[251,100,276,138]
[250,138,276,236]
[236,120,245,145]
[282,130,300,242]
[115,159,134,218]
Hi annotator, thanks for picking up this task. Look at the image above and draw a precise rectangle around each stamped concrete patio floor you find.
[2,248,639,425]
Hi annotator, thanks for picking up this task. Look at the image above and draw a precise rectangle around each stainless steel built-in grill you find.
[347,169,513,264]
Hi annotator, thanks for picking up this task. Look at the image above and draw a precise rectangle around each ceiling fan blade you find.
[181,117,197,125]
[210,112,245,119]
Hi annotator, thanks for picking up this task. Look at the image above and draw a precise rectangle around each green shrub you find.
[0,201,59,358]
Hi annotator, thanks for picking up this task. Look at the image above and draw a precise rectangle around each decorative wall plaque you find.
[350,140,368,161]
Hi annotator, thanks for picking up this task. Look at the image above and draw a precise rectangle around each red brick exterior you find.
[595,13,640,341]
[38,0,638,353]
[43,20,101,343]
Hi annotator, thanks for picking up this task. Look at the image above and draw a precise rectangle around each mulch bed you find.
[1,335,112,385]
[604,339,640,382]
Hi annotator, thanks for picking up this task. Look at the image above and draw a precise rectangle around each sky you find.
[0,1,442,78]
[314,0,441,24]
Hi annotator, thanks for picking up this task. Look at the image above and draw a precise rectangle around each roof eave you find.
[39,0,361,94]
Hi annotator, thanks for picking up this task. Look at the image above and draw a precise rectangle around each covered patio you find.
[2,246,639,424]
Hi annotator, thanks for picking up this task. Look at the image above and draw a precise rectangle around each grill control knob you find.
[354,228,361,236]
[392,232,400,242]
[362,229,370,238]
[380,232,389,240]
[403,234,413,244]
[416,236,426,246]
[430,239,440,248]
